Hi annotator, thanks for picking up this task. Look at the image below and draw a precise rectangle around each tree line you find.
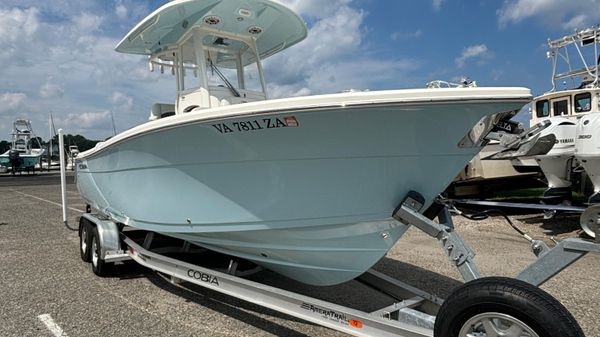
[0,134,100,153]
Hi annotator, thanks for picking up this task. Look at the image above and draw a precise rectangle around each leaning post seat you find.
[149,103,176,120]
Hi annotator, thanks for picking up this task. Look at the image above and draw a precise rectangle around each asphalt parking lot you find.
[0,172,598,337]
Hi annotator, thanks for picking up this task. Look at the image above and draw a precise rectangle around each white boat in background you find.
[67,145,80,170]
[68,145,80,158]
[547,27,600,205]
[74,0,531,286]
[490,27,600,204]
[536,27,600,204]
[0,120,44,174]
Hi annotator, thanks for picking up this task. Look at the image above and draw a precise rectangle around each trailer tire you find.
[79,220,91,262]
[434,277,584,337]
[90,226,112,277]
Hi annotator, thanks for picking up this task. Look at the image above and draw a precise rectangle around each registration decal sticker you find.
[284,116,299,127]
[212,116,300,134]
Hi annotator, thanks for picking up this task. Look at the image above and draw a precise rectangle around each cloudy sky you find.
[0,0,598,139]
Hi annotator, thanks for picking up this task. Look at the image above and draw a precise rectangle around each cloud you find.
[305,59,416,93]
[0,93,27,114]
[0,8,40,62]
[301,6,365,63]
[267,85,311,99]
[40,77,65,99]
[62,111,111,130]
[0,4,168,138]
[263,2,366,95]
[111,91,133,111]
[263,1,417,96]
[1,1,98,18]
[455,44,490,68]
[72,12,103,34]
[563,14,588,30]
[391,29,423,41]
[432,0,444,11]
[273,0,352,19]
[0,7,39,41]
[115,2,128,20]
[498,0,599,30]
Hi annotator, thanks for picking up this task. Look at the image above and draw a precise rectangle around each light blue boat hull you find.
[0,153,42,168]
[76,101,523,285]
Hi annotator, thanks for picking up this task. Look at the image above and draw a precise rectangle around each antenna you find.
[110,111,117,136]
[50,113,57,137]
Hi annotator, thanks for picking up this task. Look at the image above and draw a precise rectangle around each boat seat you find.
[149,103,176,120]
[175,87,265,114]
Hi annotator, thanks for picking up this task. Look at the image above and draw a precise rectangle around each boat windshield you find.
[149,30,271,113]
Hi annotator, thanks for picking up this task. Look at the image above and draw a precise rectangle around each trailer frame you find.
[77,192,600,337]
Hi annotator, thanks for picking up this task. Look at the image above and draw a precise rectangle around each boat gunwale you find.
[77,89,531,160]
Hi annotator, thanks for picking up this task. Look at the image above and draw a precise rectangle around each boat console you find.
[116,0,306,120]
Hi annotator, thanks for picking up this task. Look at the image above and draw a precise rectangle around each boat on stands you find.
[0,119,44,174]
[74,0,531,286]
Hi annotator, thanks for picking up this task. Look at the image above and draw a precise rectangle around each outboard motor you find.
[483,119,555,160]
[535,117,577,203]
[8,150,23,173]
[575,113,600,204]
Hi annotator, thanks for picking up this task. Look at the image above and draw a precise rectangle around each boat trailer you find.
[56,119,597,336]
[73,191,600,337]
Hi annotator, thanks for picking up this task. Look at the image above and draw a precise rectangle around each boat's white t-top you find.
[115,0,307,119]
[9,119,41,154]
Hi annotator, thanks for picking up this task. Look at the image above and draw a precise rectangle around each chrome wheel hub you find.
[459,312,539,337]
[92,238,98,267]
[81,228,87,253]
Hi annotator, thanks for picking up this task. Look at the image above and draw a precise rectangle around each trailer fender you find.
[80,213,122,260]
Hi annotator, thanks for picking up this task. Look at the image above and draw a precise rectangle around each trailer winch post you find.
[58,128,68,226]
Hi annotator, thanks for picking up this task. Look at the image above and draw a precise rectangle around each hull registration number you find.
[212,116,299,134]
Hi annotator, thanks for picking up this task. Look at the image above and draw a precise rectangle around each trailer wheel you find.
[79,220,91,262]
[90,226,111,277]
[434,277,584,337]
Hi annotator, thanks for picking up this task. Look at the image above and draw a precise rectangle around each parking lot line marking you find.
[38,314,69,337]
[11,190,84,213]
